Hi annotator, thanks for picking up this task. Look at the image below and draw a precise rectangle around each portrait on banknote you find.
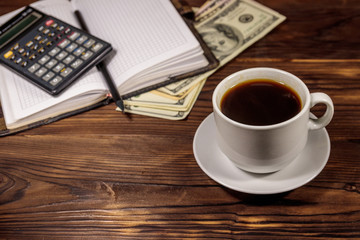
[198,23,243,61]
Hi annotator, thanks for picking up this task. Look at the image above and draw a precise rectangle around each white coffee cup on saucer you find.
[212,67,334,174]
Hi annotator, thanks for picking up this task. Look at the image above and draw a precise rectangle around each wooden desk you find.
[0,0,359,239]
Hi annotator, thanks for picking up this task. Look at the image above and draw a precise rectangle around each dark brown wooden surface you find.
[0,0,359,239]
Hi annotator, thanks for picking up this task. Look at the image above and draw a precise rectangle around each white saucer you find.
[193,113,330,194]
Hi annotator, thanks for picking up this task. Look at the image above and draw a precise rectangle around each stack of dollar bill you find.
[119,0,286,120]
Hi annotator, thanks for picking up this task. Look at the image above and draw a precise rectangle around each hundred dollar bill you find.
[152,78,199,100]
[196,0,286,63]
[195,0,232,21]
[123,78,206,111]
[121,78,206,120]
[157,0,285,96]
[154,75,200,98]
[124,105,188,120]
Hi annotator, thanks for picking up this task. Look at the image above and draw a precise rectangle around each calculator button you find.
[18,48,25,54]
[25,41,34,48]
[71,59,83,68]
[57,25,65,32]
[49,76,62,86]
[38,25,45,32]
[81,51,93,61]
[12,43,20,51]
[73,47,85,56]
[56,51,68,60]
[23,50,31,57]
[32,44,39,51]
[4,50,13,59]
[76,35,88,44]
[46,41,54,47]
[60,67,72,77]
[35,67,47,77]
[42,71,55,82]
[53,63,65,72]
[28,53,37,61]
[51,23,58,29]
[92,43,103,52]
[14,57,22,64]
[28,63,40,73]
[66,43,78,52]
[21,61,28,67]
[38,47,45,54]
[43,28,50,35]
[39,38,48,45]
[64,28,71,35]
[38,55,50,65]
[34,35,42,41]
[83,39,95,48]
[46,59,58,68]
[58,39,70,48]
[68,32,80,41]
[45,19,54,26]
[49,47,60,56]
[48,32,56,38]
[63,55,75,65]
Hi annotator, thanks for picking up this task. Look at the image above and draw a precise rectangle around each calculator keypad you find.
[1,14,111,95]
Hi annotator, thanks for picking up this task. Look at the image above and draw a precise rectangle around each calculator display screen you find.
[0,11,42,49]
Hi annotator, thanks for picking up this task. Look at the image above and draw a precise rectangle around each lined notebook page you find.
[73,0,202,94]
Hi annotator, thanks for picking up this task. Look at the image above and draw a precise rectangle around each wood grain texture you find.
[0,0,359,239]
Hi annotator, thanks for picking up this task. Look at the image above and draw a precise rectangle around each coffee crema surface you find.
[220,79,302,126]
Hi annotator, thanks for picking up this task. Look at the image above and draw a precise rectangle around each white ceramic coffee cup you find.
[213,67,334,173]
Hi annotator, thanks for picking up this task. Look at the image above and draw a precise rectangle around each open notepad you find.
[0,0,216,132]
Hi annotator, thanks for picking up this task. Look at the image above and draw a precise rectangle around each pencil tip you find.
[116,99,125,113]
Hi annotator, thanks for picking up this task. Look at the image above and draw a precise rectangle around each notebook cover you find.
[0,0,218,136]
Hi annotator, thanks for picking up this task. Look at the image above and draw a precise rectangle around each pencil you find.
[74,10,124,112]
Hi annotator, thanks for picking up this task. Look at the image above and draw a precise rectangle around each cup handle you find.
[308,92,334,130]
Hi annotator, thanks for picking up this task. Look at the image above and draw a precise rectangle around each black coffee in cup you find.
[220,79,302,126]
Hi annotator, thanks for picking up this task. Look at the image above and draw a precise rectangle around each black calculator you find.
[0,6,112,95]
